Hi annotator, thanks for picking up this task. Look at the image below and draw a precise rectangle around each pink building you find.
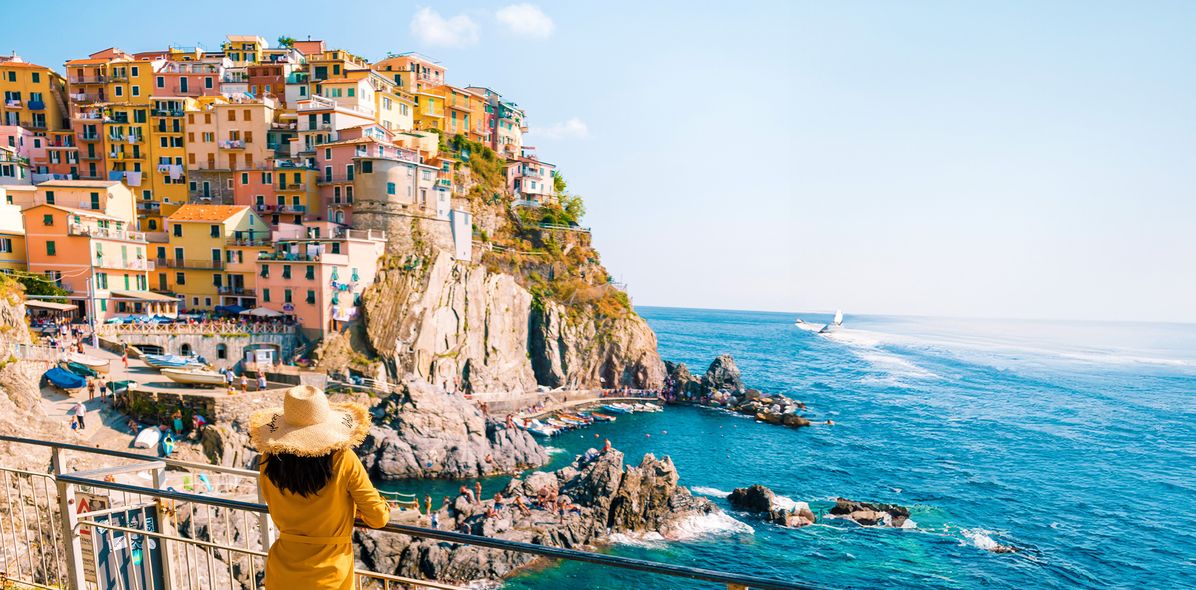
[506,147,556,205]
[254,222,386,337]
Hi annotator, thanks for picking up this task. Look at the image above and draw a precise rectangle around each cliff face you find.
[0,279,62,470]
[530,298,665,389]
[363,250,664,392]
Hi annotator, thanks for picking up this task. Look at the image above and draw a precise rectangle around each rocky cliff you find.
[0,278,62,471]
[355,449,724,583]
[361,249,664,393]
[356,379,548,479]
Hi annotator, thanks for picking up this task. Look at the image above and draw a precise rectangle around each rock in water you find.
[357,449,722,584]
[665,361,702,396]
[728,484,776,513]
[702,354,744,394]
[356,379,549,479]
[728,484,816,528]
[829,498,910,527]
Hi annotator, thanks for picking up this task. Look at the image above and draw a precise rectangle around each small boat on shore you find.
[603,404,632,414]
[133,427,161,449]
[68,353,110,374]
[62,361,99,379]
[589,412,616,422]
[161,368,226,387]
[44,367,86,394]
[144,354,205,370]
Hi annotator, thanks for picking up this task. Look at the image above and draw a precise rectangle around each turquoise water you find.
[396,307,1196,589]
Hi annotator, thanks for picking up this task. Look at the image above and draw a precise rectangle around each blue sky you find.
[8,1,1195,322]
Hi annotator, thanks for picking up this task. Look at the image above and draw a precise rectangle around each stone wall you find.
[104,331,298,369]
[122,388,219,428]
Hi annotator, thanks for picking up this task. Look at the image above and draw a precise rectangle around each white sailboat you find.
[818,309,844,333]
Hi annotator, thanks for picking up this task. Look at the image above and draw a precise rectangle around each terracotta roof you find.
[167,204,248,223]
[27,204,122,221]
[0,61,54,71]
[64,58,110,66]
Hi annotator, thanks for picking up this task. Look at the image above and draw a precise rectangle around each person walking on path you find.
[121,351,129,369]
[251,385,390,590]
[72,401,86,430]
[257,372,268,391]
[240,373,249,394]
[87,378,96,401]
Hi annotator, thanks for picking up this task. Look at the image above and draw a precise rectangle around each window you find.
[306,290,316,304]
[173,224,182,237]
[260,265,269,278]
[386,182,395,195]
[284,289,292,303]
[114,86,123,97]
[176,272,186,285]
[216,343,227,360]
[0,238,10,253]
[156,76,164,88]
[32,72,40,83]
[360,160,372,173]
[330,242,341,254]
[131,86,140,97]
[131,66,139,77]
[205,77,213,89]
[210,224,220,238]
[42,214,53,226]
[46,241,56,256]
[282,265,291,279]
[96,273,107,289]
[227,109,235,121]
[148,219,157,230]
[45,191,54,204]
[241,172,249,185]
[305,265,314,280]
[262,288,270,302]
[346,164,354,181]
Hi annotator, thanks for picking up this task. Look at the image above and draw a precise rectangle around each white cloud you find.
[410,7,480,48]
[535,117,589,140]
[495,4,555,39]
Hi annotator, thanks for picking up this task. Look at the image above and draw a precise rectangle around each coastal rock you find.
[829,498,910,528]
[727,484,775,513]
[701,354,744,394]
[357,449,722,584]
[728,485,816,528]
[356,379,549,479]
[665,361,701,396]
[364,251,665,392]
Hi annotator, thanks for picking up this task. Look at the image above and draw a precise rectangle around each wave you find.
[821,328,940,383]
[607,531,669,548]
[691,486,731,498]
[543,446,565,455]
[670,512,755,539]
[960,527,1005,551]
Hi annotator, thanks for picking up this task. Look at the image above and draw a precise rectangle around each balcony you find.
[155,258,225,270]
[74,75,107,84]
[27,100,45,111]
[151,108,185,117]
[217,285,249,295]
[67,224,146,242]
[219,139,245,149]
[136,201,161,212]
[94,256,155,271]
[3,100,21,109]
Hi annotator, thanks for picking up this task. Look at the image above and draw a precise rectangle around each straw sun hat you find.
[249,386,370,457]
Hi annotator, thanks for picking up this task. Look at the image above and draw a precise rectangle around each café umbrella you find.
[239,307,284,318]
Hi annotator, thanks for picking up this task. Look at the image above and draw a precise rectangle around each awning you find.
[240,307,283,318]
[25,300,78,311]
[109,290,180,303]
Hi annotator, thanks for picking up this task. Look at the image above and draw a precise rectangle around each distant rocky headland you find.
[664,354,816,427]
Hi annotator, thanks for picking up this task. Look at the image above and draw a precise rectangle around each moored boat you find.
[62,361,98,379]
[161,368,226,387]
[44,367,86,394]
[589,412,616,422]
[68,353,111,374]
[144,354,205,370]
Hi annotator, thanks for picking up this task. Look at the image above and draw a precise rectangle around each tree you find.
[14,274,70,303]
[277,36,296,48]
[553,172,568,195]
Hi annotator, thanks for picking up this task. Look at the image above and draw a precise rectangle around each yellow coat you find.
[260,450,390,590]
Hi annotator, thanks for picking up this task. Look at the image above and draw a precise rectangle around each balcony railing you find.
[155,258,225,270]
[0,435,814,590]
[151,108,185,117]
[3,100,21,108]
[74,75,107,83]
[219,139,246,149]
[27,100,45,110]
[67,224,146,242]
[94,256,155,271]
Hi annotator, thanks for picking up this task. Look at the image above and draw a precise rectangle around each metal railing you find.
[0,435,817,590]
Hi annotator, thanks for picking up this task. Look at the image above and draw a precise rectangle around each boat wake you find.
[691,486,731,498]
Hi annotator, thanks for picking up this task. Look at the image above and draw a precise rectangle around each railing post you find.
[151,466,176,590]
[51,449,86,589]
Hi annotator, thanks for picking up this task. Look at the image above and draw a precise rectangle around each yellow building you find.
[157,204,269,311]
[0,55,69,131]
[0,195,26,274]
[221,35,267,66]
[444,86,474,138]
[413,85,446,132]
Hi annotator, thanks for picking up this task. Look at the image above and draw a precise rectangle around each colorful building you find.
[0,55,69,132]
[256,222,386,337]
[157,204,269,312]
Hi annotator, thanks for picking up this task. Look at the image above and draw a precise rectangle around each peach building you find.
[22,203,174,320]
[255,222,386,337]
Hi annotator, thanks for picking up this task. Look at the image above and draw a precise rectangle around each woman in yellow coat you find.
[251,385,390,590]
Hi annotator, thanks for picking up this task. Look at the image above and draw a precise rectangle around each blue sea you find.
[401,307,1196,589]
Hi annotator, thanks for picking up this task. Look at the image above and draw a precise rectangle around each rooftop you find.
[168,204,249,223]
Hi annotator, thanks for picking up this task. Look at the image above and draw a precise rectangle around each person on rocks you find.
[424,495,433,516]
[602,439,612,454]
[459,485,476,505]
[442,496,452,512]
[257,372,268,391]
[474,482,483,504]
[514,495,531,516]
[251,385,389,590]
[191,414,207,437]
[240,373,249,394]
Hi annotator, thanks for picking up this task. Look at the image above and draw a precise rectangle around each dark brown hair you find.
[263,451,334,497]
